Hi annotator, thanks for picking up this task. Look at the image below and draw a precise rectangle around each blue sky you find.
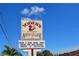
[1,3,79,55]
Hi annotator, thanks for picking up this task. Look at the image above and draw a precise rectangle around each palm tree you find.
[37,50,53,56]
[1,45,22,56]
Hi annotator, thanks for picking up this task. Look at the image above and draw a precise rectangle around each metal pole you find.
[31,49,34,56]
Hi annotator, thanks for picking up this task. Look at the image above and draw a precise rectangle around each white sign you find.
[19,40,45,49]
[21,20,42,40]
[19,18,45,54]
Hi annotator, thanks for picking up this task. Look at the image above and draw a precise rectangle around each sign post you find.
[19,18,45,56]
[31,49,34,56]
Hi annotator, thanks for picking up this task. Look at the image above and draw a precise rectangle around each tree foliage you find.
[1,45,22,56]
[37,50,53,56]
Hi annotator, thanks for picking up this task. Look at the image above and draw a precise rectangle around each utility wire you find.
[0,24,10,46]
[0,12,10,46]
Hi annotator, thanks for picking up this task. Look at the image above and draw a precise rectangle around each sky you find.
[1,3,79,55]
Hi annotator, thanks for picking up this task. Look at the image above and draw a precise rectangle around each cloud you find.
[21,8,29,15]
[21,6,45,17]
[30,6,45,16]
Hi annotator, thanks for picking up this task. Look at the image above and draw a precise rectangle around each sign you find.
[21,20,42,40]
[19,18,45,56]
[19,40,45,49]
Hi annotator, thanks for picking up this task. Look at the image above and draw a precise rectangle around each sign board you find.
[19,18,45,55]
[21,20,42,40]
[19,40,45,49]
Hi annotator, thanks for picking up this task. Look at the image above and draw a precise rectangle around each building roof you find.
[59,50,79,56]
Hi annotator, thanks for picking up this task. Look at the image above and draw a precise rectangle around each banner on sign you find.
[19,40,45,49]
[21,20,42,40]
